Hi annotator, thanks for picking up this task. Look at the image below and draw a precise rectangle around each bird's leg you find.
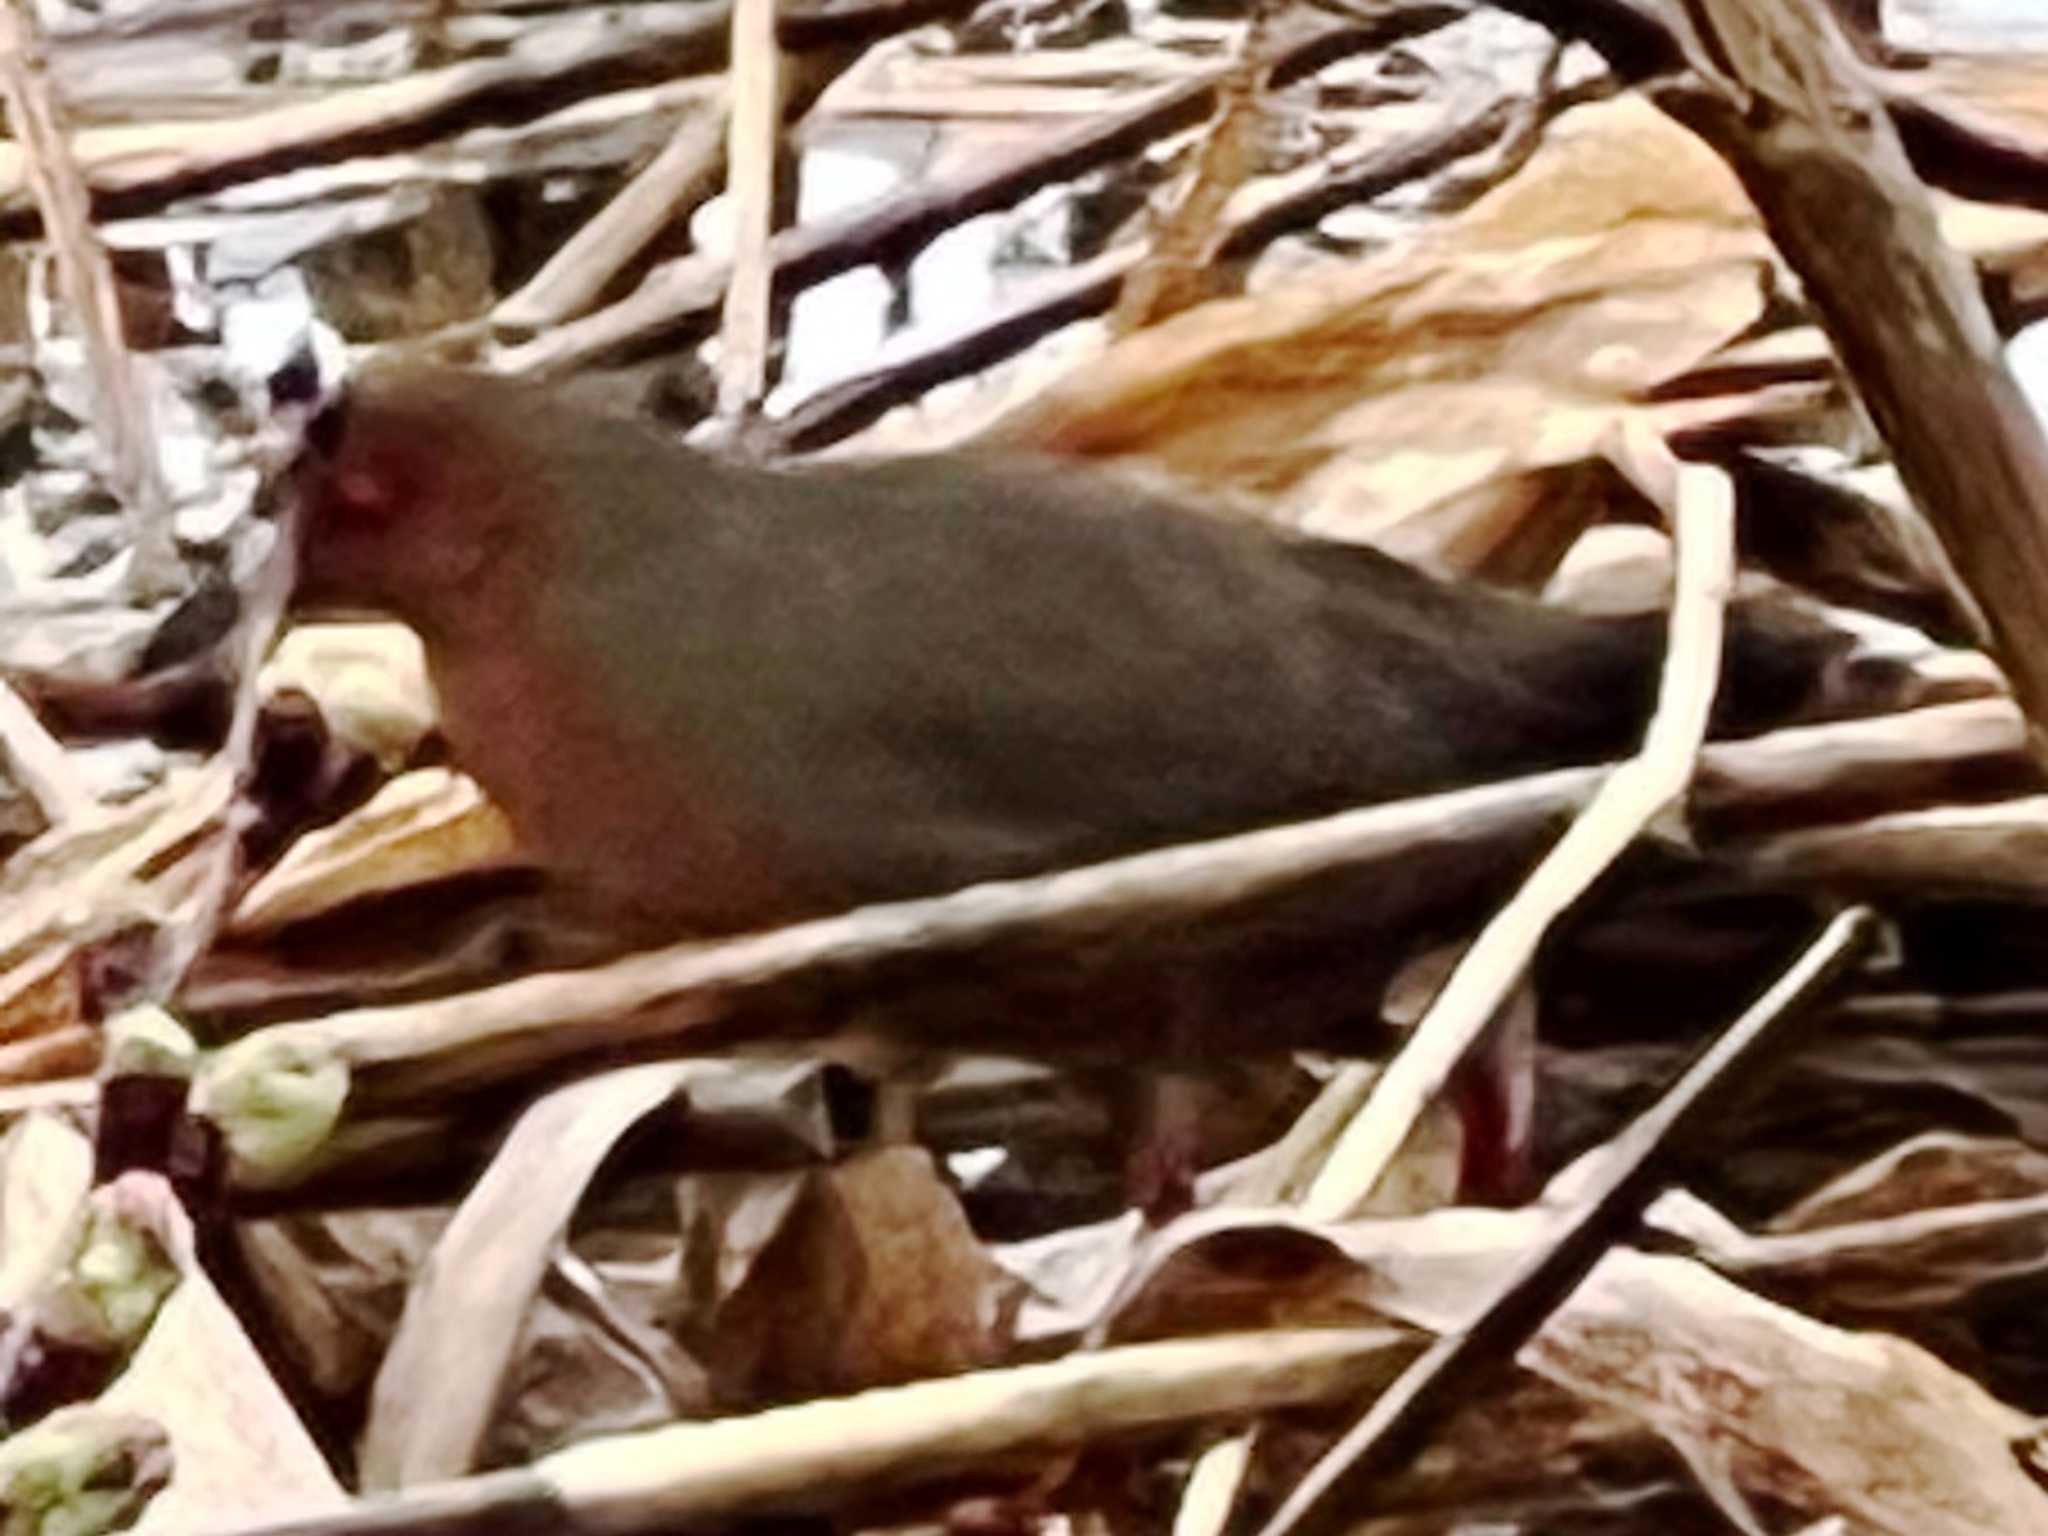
[872,1078,922,1145]
[1381,946,1538,1206]
[1446,979,1538,1204]
[1122,978,1210,1224]
[825,1005,939,1147]
[1125,1069,1205,1224]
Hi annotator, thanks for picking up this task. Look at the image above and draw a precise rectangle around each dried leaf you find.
[94,1179,342,1530]
[988,93,1774,573]
[704,1147,1013,1403]
[491,1266,714,1464]
[235,1209,449,1401]
[259,622,438,773]
[361,1060,710,1489]
[1534,1249,2047,1534]
[1778,1132,2048,1230]
[0,1407,171,1536]
[229,767,518,935]
[0,1115,93,1309]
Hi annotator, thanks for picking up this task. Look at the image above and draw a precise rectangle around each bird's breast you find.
[428,624,812,938]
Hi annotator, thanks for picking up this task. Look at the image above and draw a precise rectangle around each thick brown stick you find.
[1654,0,2048,751]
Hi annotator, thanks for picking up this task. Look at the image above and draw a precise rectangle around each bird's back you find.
[466,413,1659,931]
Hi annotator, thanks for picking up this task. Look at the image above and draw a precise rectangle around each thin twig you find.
[1253,905,1879,1536]
[0,0,174,599]
[1601,0,2048,759]
[201,1329,1415,1536]
[717,0,780,419]
[0,677,93,826]
[1167,431,1730,1536]
[1301,424,1737,1218]
[771,102,1514,452]
[144,480,305,996]
[193,695,2023,1182]
[1111,0,1284,331]
[360,1061,713,1489]
[496,3,1476,378]
[491,86,729,333]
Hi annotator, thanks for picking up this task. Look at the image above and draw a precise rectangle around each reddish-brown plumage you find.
[287,363,1848,998]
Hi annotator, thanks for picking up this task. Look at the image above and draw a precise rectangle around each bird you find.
[280,360,1870,1201]
[284,362,1852,928]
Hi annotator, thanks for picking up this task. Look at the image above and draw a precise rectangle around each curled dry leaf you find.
[699,1146,1014,1405]
[986,86,2048,580]
[360,1061,709,1489]
[258,622,438,773]
[1888,57,2048,306]
[92,1186,343,1531]
[0,1114,94,1311]
[228,767,518,936]
[0,764,229,1048]
[492,1269,715,1466]
[988,92,1776,572]
[1534,1249,2048,1535]
[1775,1131,2048,1230]
[677,1169,811,1322]
[0,1406,172,1536]
[1018,1197,2048,1532]
[1648,1139,2048,1329]
[233,1209,450,1404]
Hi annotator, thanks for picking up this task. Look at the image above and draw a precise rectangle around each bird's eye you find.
[304,396,350,460]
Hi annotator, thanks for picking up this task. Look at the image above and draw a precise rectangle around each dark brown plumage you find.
[287,363,1847,949]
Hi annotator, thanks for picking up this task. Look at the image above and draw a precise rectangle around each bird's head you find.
[284,362,530,625]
